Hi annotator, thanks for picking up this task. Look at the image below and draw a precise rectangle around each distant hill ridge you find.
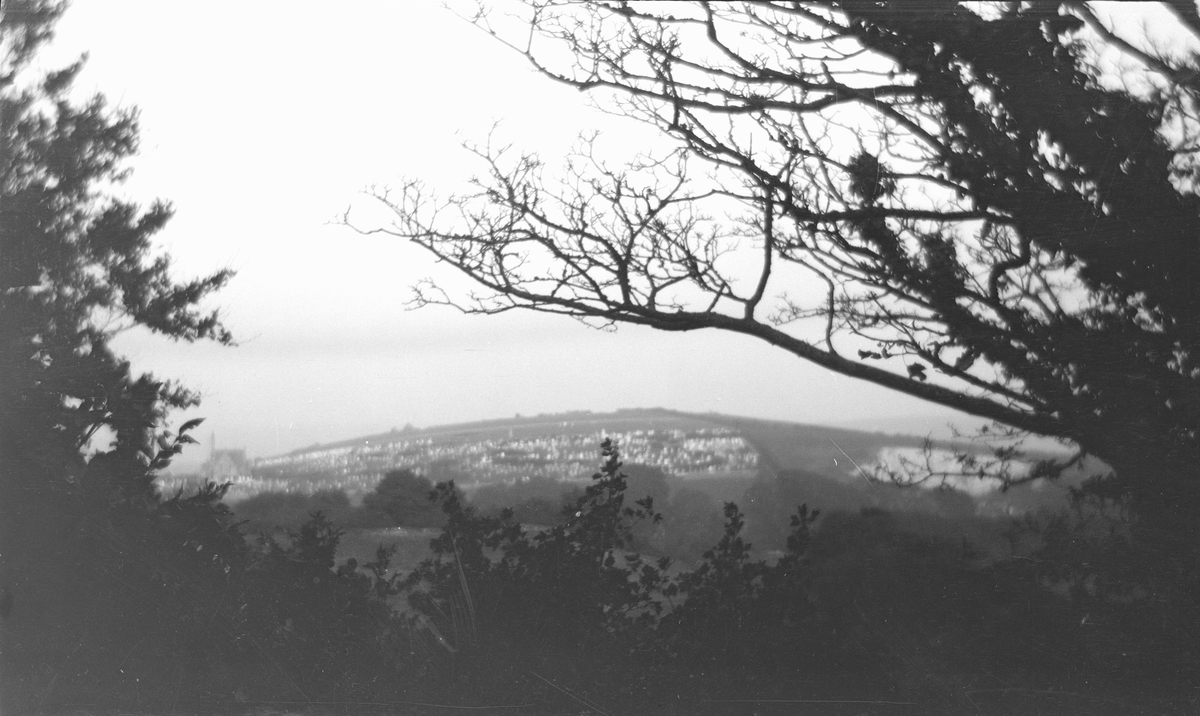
[222,408,1088,516]
[267,408,972,489]
[278,407,911,461]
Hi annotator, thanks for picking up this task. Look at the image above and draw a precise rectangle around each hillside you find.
[198,408,1083,516]
[272,407,922,467]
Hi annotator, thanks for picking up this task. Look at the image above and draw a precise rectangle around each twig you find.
[829,437,874,485]
[530,671,612,716]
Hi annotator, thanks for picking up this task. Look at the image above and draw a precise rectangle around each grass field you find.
[335,527,439,576]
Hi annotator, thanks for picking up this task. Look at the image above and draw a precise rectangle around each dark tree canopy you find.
[348,1,1199,529]
[1,0,232,504]
[361,468,442,527]
[1,3,238,707]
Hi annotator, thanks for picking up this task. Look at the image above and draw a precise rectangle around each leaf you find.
[179,417,206,433]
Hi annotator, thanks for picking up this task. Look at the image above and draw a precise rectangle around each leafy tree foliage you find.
[0,2,248,707]
[402,440,672,699]
[0,14,420,693]
[1,2,232,502]
[243,513,407,701]
[361,467,443,527]
[348,2,1198,551]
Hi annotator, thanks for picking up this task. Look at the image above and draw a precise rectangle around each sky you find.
[41,1,1128,470]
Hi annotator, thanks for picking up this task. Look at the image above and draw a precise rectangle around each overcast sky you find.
[45,1,1113,469]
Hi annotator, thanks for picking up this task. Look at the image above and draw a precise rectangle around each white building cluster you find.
[206,428,758,501]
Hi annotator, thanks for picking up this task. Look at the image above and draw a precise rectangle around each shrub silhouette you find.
[240,511,406,701]
[362,468,443,528]
[402,439,669,703]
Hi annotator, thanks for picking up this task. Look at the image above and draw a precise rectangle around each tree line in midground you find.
[3,1,1198,714]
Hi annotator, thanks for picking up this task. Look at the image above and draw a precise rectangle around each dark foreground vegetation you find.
[5,439,1200,714]
[4,0,1199,713]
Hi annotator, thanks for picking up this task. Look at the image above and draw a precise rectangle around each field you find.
[334,527,439,576]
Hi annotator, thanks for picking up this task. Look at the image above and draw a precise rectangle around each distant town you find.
[160,426,759,502]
